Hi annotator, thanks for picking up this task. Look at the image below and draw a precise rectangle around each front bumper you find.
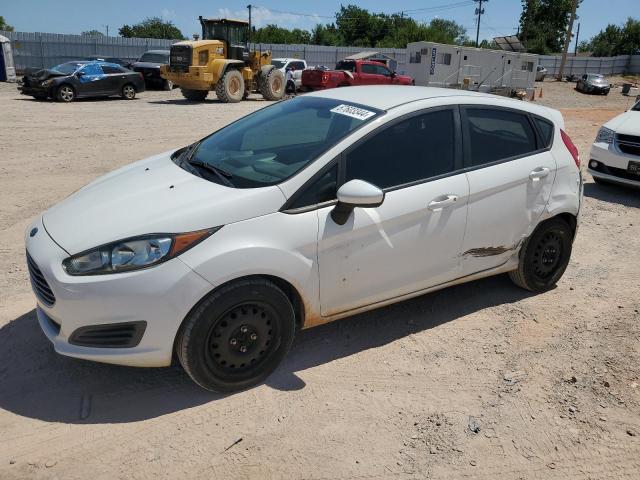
[19,85,52,97]
[25,216,214,367]
[589,142,640,188]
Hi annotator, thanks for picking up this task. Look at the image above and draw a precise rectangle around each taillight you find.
[561,129,580,168]
[322,73,329,83]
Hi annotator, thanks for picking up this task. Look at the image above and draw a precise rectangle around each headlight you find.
[40,79,54,87]
[595,127,614,144]
[62,228,219,275]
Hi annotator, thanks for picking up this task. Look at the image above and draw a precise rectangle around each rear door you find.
[460,106,556,275]
[316,107,469,316]
[101,64,127,94]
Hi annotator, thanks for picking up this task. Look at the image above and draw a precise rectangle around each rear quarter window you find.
[534,117,554,148]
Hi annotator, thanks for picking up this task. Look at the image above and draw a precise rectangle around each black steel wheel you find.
[509,217,574,292]
[176,278,296,392]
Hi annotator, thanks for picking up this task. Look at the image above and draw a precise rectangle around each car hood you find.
[43,150,287,254]
[23,68,69,82]
[133,62,163,69]
[604,110,640,136]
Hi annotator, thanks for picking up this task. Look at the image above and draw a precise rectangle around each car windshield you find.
[271,60,286,69]
[335,61,356,72]
[178,97,382,188]
[139,53,169,63]
[587,74,604,81]
[52,62,82,74]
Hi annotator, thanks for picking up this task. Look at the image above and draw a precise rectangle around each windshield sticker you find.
[330,104,376,121]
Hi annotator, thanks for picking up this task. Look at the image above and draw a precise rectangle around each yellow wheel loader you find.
[160,17,285,103]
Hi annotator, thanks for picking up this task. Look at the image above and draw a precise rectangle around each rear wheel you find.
[215,69,244,103]
[176,278,296,392]
[121,84,136,100]
[509,218,573,292]
[181,88,208,101]
[56,84,75,102]
[259,67,285,101]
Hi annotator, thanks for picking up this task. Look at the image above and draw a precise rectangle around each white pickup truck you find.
[271,58,307,91]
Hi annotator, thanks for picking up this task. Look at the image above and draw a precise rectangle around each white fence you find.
[1,30,638,76]
[539,54,640,76]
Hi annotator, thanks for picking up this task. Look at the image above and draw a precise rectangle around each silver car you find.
[577,73,610,95]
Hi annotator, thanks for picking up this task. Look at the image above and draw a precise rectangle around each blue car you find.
[19,61,146,102]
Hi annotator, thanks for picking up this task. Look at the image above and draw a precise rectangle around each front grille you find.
[616,134,640,157]
[169,45,192,72]
[69,321,147,348]
[26,251,56,307]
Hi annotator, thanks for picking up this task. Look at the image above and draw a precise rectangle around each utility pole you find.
[474,0,487,48]
[574,22,580,55]
[557,0,578,80]
[247,4,252,47]
[103,24,109,37]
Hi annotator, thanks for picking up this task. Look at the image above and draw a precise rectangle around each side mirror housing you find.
[75,71,85,77]
[331,179,384,225]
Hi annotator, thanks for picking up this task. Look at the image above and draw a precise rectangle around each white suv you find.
[589,99,640,188]
[25,86,583,392]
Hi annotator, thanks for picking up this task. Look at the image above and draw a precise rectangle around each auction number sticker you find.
[330,104,376,121]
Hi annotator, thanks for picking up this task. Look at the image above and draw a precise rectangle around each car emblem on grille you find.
[30,227,38,237]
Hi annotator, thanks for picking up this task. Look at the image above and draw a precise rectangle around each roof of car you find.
[305,85,559,122]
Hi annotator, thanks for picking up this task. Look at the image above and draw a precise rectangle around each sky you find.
[0,0,637,44]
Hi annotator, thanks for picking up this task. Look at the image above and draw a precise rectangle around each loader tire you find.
[259,67,285,101]
[181,88,208,101]
[215,69,244,103]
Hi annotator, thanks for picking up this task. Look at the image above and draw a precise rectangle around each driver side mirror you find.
[75,71,85,77]
[331,179,385,225]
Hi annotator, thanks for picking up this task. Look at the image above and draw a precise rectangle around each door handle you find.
[428,194,458,211]
[529,167,550,181]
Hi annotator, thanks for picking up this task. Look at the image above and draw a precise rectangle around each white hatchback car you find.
[589,99,640,188]
[25,86,583,392]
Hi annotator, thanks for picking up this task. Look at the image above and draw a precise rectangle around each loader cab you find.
[199,17,249,62]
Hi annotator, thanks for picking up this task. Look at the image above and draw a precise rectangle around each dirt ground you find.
[0,79,639,480]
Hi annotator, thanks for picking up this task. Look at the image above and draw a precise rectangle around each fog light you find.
[590,160,598,169]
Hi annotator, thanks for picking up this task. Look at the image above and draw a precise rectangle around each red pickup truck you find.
[302,60,414,91]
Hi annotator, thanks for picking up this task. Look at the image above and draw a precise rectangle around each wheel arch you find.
[212,59,244,80]
[175,273,308,355]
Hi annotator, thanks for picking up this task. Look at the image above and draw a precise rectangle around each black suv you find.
[132,50,172,90]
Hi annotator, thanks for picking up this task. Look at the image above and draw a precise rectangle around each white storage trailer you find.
[405,41,538,97]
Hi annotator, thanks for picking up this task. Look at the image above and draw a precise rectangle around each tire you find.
[121,83,136,100]
[215,69,245,103]
[509,217,573,292]
[176,278,296,392]
[163,79,173,91]
[181,88,208,101]
[56,84,75,102]
[259,67,285,101]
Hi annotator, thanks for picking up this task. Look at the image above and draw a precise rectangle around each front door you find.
[76,63,108,96]
[459,106,557,275]
[317,107,469,316]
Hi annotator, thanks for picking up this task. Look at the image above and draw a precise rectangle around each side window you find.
[375,65,392,76]
[80,64,104,76]
[289,164,338,209]
[102,65,122,74]
[464,108,537,166]
[291,61,305,70]
[436,52,452,65]
[360,64,377,74]
[345,109,456,189]
[534,117,554,147]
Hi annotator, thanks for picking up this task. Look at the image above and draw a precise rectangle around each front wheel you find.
[121,84,136,100]
[509,218,573,292]
[215,69,245,103]
[175,279,296,392]
[56,84,75,102]
[259,67,285,101]
[163,79,173,91]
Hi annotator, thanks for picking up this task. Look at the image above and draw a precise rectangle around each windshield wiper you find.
[187,159,235,187]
